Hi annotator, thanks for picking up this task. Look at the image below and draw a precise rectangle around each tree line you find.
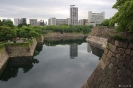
[0,20,92,42]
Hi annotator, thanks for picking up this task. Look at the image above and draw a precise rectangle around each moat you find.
[0,39,103,88]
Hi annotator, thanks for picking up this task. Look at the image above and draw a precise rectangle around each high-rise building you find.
[29,19,37,26]
[21,18,27,24]
[37,20,45,26]
[70,44,78,59]
[48,17,56,25]
[14,18,21,26]
[70,5,78,25]
[88,11,105,26]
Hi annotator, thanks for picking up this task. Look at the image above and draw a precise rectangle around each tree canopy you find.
[110,0,133,32]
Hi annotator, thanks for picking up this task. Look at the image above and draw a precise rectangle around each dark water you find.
[0,39,103,88]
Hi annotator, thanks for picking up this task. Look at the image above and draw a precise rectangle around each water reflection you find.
[88,44,104,60]
[0,38,104,88]
[70,44,78,59]
[87,43,92,53]
[0,57,39,81]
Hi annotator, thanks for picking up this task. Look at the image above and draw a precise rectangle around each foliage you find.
[0,26,16,41]
[110,0,133,32]
[112,35,126,41]
[0,42,4,49]
[101,19,110,27]
[42,25,92,34]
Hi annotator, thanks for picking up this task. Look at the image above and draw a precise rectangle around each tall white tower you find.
[70,5,78,25]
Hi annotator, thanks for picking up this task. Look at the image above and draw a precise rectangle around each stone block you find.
[108,37,112,43]
[125,49,131,54]
[111,38,115,45]
[130,50,133,56]
[116,54,120,59]
[126,32,133,40]
[114,59,119,66]
[104,57,110,66]
[112,66,117,74]
[131,72,133,79]
[100,59,106,70]
[121,67,126,72]
[123,42,128,48]
[101,54,106,61]
[110,44,116,52]
[114,40,123,47]
[116,70,122,77]
[115,48,125,54]
[104,48,109,55]
[125,69,131,77]
[110,57,115,63]
[109,63,114,69]
[107,51,113,58]
[118,62,123,69]
[125,55,131,62]
[128,43,133,49]
[118,32,127,39]
[124,62,131,69]
[119,55,125,62]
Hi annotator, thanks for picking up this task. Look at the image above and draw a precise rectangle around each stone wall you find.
[36,35,44,44]
[0,47,9,77]
[82,33,133,88]
[5,39,37,57]
[90,26,115,38]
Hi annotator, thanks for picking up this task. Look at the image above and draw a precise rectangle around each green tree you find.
[110,0,133,32]
[101,19,110,26]
[0,26,16,41]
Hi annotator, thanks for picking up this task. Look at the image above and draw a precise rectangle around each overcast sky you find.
[0,0,117,21]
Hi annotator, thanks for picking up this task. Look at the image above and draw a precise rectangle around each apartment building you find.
[70,5,78,25]
[29,19,37,26]
[88,11,105,26]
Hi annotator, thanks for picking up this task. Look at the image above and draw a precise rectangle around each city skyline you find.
[0,0,117,22]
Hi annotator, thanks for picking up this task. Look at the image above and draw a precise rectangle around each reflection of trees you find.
[0,57,39,81]
[44,38,86,46]
[34,43,43,56]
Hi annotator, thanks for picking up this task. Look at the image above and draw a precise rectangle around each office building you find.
[29,19,37,26]
[70,44,78,59]
[78,19,88,25]
[48,17,56,25]
[21,18,27,24]
[70,5,78,25]
[66,18,71,26]
[88,11,105,26]
[56,19,67,25]
[14,18,21,26]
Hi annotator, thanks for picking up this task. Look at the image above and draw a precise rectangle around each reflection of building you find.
[87,43,92,53]
[70,44,78,59]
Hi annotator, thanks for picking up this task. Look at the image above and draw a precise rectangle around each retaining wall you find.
[5,39,37,57]
[82,32,133,88]
[0,47,9,77]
